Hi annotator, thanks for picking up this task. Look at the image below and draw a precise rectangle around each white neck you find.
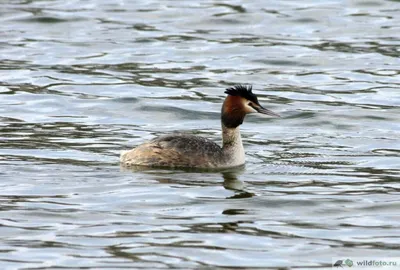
[221,124,245,167]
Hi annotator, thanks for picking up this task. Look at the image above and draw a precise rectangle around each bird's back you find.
[120,134,225,168]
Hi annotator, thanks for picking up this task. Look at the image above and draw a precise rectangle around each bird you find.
[120,84,279,169]
[333,260,344,267]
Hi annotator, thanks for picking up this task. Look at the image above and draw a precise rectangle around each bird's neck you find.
[221,123,245,167]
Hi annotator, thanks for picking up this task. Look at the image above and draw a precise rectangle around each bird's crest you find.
[225,84,258,104]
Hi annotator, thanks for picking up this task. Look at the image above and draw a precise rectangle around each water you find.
[1,0,399,269]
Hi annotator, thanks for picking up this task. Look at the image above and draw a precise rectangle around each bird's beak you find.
[254,104,280,117]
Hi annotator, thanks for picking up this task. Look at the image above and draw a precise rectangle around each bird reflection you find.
[221,170,255,199]
[120,164,254,198]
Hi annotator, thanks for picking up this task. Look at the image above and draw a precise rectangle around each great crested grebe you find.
[120,85,279,169]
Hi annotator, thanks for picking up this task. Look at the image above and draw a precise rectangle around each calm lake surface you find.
[1,0,399,269]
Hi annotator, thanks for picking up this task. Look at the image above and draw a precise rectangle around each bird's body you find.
[120,132,242,169]
[120,85,279,169]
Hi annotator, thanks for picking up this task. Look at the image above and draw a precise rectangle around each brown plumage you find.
[121,134,224,168]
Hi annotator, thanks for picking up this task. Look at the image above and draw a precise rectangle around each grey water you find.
[1,0,399,269]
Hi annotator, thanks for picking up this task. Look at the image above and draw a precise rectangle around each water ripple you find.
[0,0,399,269]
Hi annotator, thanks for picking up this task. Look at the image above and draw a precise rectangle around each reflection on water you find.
[121,165,252,197]
[222,171,246,191]
[1,0,399,269]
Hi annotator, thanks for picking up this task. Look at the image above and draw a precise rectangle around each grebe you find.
[120,85,279,169]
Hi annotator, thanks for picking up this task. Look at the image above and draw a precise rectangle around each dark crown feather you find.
[225,84,258,103]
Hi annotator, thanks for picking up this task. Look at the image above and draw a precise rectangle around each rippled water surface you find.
[1,0,400,269]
